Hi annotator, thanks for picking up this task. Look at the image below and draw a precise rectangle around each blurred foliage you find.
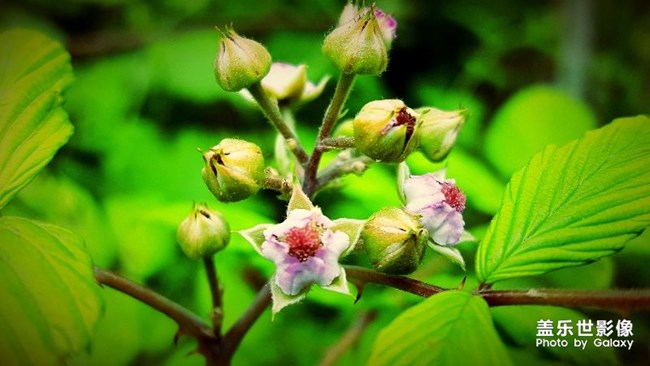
[1,0,649,365]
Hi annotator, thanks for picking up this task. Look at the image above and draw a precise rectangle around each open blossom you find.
[261,208,349,295]
[402,171,466,245]
[241,186,364,314]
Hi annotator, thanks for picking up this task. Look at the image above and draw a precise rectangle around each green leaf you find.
[476,116,650,284]
[491,306,618,366]
[0,216,103,366]
[368,291,511,366]
[484,86,596,179]
[0,29,74,210]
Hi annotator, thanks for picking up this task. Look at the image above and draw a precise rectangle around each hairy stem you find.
[93,267,214,340]
[204,257,224,335]
[303,73,356,198]
[262,168,293,196]
[222,284,272,361]
[248,82,309,165]
[345,265,650,311]
[316,153,372,191]
[479,288,650,310]
[319,136,356,151]
[344,265,447,298]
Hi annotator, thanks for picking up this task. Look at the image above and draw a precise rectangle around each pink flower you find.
[241,186,365,314]
[402,171,466,245]
[261,208,349,296]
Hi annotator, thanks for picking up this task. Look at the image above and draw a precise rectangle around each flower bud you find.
[239,62,329,106]
[353,99,420,162]
[416,107,466,162]
[214,26,272,92]
[322,4,391,75]
[363,207,429,275]
[202,138,265,202]
[177,204,230,260]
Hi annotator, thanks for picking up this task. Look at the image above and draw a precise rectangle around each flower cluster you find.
[203,1,471,314]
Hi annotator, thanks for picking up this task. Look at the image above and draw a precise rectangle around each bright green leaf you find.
[484,85,596,179]
[0,217,103,366]
[368,291,511,366]
[477,116,650,284]
[0,29,74,209]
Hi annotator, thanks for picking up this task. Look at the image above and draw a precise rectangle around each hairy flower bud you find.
[177,204,230,260]
[322,4,392,75]
[362,207,428,275]
[353,99,420,162]
[416,107,466,162]
[214,26,272,91]
[201,138,265,202]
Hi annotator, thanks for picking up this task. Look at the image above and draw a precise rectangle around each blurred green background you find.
[1,0,649,365]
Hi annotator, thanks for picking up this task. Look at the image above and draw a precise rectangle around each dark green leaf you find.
[0,217,103,365]
[368,291,511,366]
[477,116,650,284]
[0,29,74,209]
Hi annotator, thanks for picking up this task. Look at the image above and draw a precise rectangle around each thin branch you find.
[93,267,214,340]
[222,284,272,360]
[247,82,310,165]
[319,310,377,366]
[319,136,356,151]
[303,73,356,198]
[345,265,650,311]
[316,152,372,191]
[204,257,224,335]
[479,288,650,310]
[344,265,447,298]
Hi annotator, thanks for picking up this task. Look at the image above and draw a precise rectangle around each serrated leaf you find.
[0,217,103,366]
[368,291,511,366]
[0,29,74,210]
[476,116,650,284]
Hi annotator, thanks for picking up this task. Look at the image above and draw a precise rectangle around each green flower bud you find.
[177,204,230,260]
[215,26,272,92]
[416,107,466,162]
[322,5,389,75]
[362,207,429,275]
[353,99,421,162]
[202,138,265,202]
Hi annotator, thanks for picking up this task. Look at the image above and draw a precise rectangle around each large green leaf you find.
[0,216,103,366]
[476,116,650,284]
[0,28,74,210]
[367,291,511,366]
